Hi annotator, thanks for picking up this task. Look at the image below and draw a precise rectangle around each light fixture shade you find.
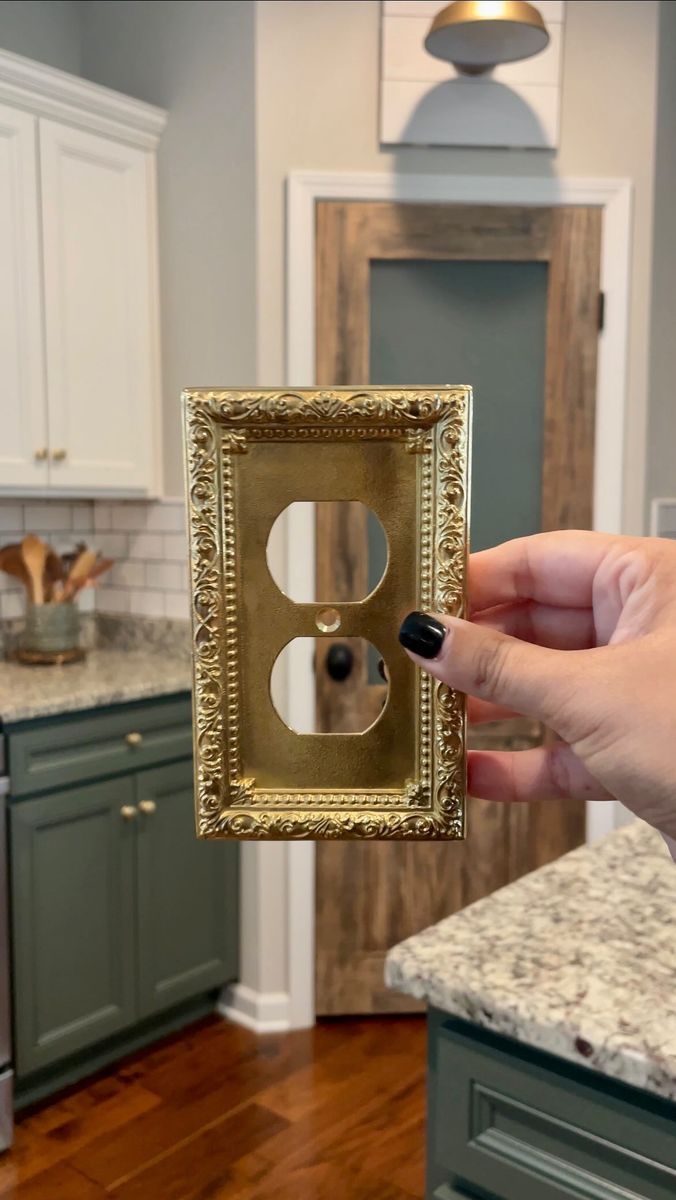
[425,0,549,74]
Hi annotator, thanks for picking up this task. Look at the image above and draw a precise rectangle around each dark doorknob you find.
[325,643,353,682]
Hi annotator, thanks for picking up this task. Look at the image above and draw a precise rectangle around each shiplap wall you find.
[380,0,565,148]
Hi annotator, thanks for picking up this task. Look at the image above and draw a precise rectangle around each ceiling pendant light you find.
[424,1,550,76]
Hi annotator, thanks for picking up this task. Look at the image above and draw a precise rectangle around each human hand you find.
[398,530,676,841]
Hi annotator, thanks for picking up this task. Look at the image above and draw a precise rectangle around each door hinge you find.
[598,290,605,332]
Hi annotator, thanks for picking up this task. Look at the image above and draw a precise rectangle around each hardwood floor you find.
[0,1015,427,1198]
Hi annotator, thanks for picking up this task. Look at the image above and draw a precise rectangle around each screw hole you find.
[316,607,341,633]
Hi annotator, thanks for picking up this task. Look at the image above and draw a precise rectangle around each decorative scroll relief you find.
[183,388,469,841]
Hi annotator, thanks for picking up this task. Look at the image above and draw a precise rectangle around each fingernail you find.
[398,611,447,660]
[377,657,388,681]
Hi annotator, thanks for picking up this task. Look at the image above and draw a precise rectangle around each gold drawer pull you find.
[34,447,48,461]
[138,799,157,816]
[51,448,67,462]
[120,805,138,821]
[125,732,143,748]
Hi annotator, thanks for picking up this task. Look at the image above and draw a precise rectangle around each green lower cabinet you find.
[427,1011,676,1200]
[8,699,239,1093]
[135,760,238,1018]
[10,777,137,1076]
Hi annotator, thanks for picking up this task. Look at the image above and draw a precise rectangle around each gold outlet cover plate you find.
[182,387,471,840]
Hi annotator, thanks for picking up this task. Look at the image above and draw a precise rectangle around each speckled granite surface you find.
[0,616,191,723]
[386,820,676,1101]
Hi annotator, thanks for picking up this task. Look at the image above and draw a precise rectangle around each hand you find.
[398,530,676,841]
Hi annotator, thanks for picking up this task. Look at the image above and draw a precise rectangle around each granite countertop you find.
[386,820,676,1101]
[0,616,192,723]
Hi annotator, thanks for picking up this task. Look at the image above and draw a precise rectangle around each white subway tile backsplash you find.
[128,533,164,561]
[96,533,128,558]
[94,503,112,532]
[78,588,96,613]
[24,503,72,531]
[165,591,190,620]
[113,561,146,589]
[71,502,95,532]
[96,586,130,614]
[130,589,165,618]
[111,502,149,532]
[163,533,188,562]
[1,591,24,620]
[146,562,184,591]
[1,497,192,625]
[0,504,23,532]
[144,501,186,533]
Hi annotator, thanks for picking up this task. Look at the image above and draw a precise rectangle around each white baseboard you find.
[218,983,292,1034]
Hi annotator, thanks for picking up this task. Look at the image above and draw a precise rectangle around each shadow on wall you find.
[397,78,553,155]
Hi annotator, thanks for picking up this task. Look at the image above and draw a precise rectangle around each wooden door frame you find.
[274,170,632,1031]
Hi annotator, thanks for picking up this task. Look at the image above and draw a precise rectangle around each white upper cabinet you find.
[40,121,155,491]
[0,102,48,488]
[0,50,166,496]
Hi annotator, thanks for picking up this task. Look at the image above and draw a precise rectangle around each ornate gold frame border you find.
[182,388,470,840]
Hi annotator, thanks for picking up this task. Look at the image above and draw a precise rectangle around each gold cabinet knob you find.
[34,447,48,461]
[120,805,138,821]
[51,448,67,461]
[138,799,157,815]
[125,731,143,747]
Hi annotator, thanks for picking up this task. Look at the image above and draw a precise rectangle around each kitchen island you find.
[386,821,676,1199]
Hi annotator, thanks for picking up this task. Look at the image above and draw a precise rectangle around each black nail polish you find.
[398,611,446,659]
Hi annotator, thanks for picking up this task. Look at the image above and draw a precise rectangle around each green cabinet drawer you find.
[7,694,192,796]
[430,1015,676,1200]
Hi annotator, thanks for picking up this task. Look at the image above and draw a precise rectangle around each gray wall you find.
[646,0,676,517]
[79,0,257,495]
[0,0,81,73]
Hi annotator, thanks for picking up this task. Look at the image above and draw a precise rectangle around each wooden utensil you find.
[21,535,48,605]
[44,547,66,602]
[62,548,97,601]
[84,557,114,585]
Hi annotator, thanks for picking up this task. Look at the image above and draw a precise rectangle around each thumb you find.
[399,611,575,724]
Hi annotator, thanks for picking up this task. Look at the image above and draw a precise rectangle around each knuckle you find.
[471,635,513,701]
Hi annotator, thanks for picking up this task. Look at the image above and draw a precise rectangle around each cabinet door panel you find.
[11,778,136,1076]
[136,761,239,1018]
[39,118,158,492]
[0,103,48,488]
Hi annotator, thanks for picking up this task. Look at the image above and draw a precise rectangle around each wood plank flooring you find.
[1,1015,427,1198]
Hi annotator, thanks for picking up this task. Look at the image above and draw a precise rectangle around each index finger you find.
[468,531,618,615]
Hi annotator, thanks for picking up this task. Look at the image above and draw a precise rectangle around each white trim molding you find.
[284,169,633,1026]
[219,984,291,1034]
[0,47,167,149]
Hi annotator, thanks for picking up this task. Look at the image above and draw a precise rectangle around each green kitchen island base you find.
[427,1010,676,1200]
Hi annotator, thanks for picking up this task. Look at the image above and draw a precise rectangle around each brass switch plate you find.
[182,387,470,840]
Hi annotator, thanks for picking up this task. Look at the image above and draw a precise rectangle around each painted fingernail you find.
[398,611,446,659]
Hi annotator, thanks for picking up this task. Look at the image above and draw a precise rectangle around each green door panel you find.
[135,760,239,1018]
[11,777,137,1077]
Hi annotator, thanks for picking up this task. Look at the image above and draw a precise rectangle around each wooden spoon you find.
[21,535,48,605]
[62,548,98,601]
[44,547,65,602]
